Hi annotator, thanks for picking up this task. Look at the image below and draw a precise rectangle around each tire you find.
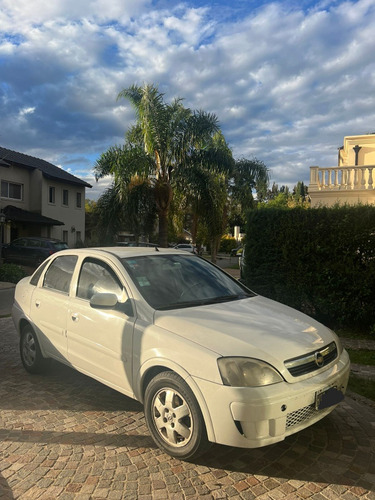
[20,325,50,374]
[144,371,211,460]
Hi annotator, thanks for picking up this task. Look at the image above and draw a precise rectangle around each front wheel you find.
[144,371,210,460]
[20,325,49,374]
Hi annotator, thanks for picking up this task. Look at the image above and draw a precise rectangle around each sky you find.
[1,0,375,200]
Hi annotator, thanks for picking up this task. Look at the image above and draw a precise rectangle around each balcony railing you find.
[309,165,375,191]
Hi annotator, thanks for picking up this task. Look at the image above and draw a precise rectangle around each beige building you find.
[309,134,375,207]
[0,146,91,246]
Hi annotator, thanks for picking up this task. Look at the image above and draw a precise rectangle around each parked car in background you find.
[2,237,68,266]
[174,243,197,253]
[230,245,243,257]
[12,247,350,460]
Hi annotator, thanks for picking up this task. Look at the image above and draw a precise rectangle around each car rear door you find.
[30,255,78,362]
[66,257,136,397]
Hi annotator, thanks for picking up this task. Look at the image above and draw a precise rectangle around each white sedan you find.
[12,248,350,460]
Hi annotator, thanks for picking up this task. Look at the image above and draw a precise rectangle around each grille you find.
[285,342,338,377]
[286,404,318,429]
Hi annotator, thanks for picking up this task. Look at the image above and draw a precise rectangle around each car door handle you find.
[71,313,79,322]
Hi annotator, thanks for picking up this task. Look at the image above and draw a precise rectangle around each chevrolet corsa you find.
[12,248,350,460]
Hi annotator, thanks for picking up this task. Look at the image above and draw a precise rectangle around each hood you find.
[154,295,336,371]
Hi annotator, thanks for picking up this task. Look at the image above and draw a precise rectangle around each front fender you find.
[136,356,216,443]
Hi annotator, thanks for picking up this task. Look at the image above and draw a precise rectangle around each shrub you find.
[219,236,238,254]
[0,263,28,284]
[243,205,375,331]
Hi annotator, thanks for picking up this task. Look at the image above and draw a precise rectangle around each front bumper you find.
[194,349,350,448]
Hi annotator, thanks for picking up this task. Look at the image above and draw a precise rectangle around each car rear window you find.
[52,242,69,250]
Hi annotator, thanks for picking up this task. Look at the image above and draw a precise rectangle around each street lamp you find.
[0,211,5,264]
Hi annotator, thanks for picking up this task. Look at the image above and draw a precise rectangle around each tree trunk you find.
[158,210,169,248]
[154,180,172,248]
[191,212,198,245]
[210,235,221,264]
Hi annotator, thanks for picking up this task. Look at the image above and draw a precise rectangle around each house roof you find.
[3,205,64,226]
[0,146,92,188]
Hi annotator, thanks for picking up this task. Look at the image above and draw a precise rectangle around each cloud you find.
[1,0,375,198]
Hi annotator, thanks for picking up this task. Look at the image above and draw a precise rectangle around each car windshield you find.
[121,254,255,310]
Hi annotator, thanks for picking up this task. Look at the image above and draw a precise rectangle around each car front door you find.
[67,257,135,397]
[31,255,78,362]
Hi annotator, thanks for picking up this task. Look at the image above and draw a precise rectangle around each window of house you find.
[62,231,68,244]
[49,186,56,204]
[1,180,23,200]
[62,189,69,206]
[76,192,82,208]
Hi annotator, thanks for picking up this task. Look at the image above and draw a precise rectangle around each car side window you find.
[30,260,50,286]
[77,258,126,302]
[29,239,39,248]
[14,239,26,247]
[43,255,78,294]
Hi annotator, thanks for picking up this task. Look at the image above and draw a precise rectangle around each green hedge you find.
[0,263,28,284]
[243,205,375,331]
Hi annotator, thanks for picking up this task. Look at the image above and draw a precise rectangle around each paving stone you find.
[1,317,375,499]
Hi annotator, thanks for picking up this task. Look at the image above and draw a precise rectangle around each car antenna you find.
[155,246,159,252]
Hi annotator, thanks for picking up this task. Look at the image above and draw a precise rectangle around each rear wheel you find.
[144,371,210,460]
[20,325,49,374]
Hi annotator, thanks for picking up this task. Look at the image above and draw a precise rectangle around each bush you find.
[243,205,375,331]
[219,236,238,254]
[0,263,28,284]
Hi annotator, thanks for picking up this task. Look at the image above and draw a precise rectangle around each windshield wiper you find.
[156,294,251,311]
[206,294,250,303]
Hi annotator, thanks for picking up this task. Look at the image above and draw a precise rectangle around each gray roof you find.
[4,205,64,226]
[0,146,92,188]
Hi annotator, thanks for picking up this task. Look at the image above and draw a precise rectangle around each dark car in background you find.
[2,237,68,266]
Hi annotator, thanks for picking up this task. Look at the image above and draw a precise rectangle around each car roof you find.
[13,236,64,243]
[54,247,190,259]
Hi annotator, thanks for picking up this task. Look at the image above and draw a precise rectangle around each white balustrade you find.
[309,165,375,192]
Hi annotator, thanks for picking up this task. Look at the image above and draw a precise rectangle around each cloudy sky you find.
[1,0,375,199]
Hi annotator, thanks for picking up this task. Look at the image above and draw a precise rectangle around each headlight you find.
[218,357,283,387]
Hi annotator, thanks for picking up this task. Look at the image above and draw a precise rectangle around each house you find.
[309,134,375,207]
[0,146,91,246]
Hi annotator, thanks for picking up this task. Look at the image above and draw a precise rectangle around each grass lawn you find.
[346,349,375,366]
[348,375,375,402]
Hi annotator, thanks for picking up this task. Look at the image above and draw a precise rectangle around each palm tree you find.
[175,132,234,262]
[95,83,221,247]
[231,158,270,212]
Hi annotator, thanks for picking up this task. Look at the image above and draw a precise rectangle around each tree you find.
[228,158,270,232]
[174,131,234,260]
[232,158,270,209]
[95,83,221,247]
[293,181,308,202]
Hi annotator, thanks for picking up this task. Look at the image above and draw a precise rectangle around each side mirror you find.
[90,292,118,308]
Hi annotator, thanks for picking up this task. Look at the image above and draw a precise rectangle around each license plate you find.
[315,387,344,410]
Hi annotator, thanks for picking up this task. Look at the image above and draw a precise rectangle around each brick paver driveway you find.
[1,317,374,499]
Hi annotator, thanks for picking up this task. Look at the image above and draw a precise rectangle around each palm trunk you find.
[158,210,169,248]
[154,180,173,248]
[210,236,220,264]
[191,212,198,245]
